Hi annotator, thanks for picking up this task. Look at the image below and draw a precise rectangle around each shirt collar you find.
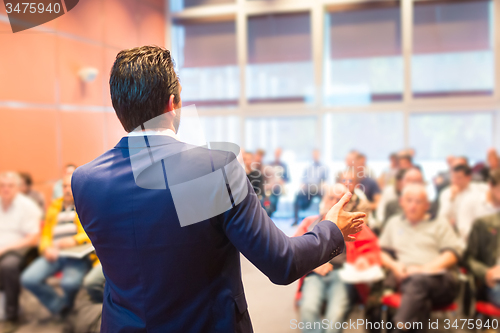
[127,128,180,141]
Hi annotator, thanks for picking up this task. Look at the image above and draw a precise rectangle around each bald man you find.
[379,168,425,230]
[380,184,463,332]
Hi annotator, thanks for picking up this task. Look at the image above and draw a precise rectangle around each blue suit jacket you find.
[71,135,345,333]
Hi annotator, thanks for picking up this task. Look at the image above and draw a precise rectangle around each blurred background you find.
[1,0,500,332]
[1,0,499,206]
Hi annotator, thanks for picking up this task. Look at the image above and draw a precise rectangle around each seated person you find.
[294,183,379,333]
[465,213,500,308]
[438,164,488,241]
[0,172,42,333]
[19,172,45,211]
[293,149,328,225]
[83,262,105,303]
[381,168,425,230]
[380,184,463,332]
[21,173,92,319]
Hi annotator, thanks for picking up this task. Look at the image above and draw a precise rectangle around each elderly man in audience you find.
[380,168,425,230]
[0,172,42,333]
[438,163,489,241]
[380,184,463,332]
[465,170,500,309]
[294,182,378,333]
[21,173,92,320]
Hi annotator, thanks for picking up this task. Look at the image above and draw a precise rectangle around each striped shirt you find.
[53,205,77,241]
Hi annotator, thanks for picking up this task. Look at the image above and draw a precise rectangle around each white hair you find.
[401,183,428,200]
[0,171,22,187]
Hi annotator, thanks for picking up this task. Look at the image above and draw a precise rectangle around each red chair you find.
[382,293,458,312]
[381,293,458,332]
[476,301,500,317]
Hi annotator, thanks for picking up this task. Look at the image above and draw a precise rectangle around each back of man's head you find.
[110,46,180,132]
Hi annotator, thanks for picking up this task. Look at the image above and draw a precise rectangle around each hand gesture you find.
[324,192,366,242]
[313,263,333,277]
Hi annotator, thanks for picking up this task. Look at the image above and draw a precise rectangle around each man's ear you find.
[167,94,176,112]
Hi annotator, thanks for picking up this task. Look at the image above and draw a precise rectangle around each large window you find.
[247,13,314,103]
[409,112,494,161]
[324,112,405,161]
[244,116,317,161]
[324,4,403,105]
[170,0,500,185]
[170,0,234,12]
[412,0,494,97]
[172,20,239,107]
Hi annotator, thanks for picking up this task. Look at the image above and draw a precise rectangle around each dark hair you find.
[395,168,407,181]
[489,169,500,187]
[19,172,33,187]
[453,164,472,176]
[110,46,180,132]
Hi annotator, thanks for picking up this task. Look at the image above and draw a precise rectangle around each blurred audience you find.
[243,151,263,197]
[346,152,381,212]
[293,149,328,225]
[377,153,398,189]
[472,148,500,182]
[438,163,489,241]
[21,174,92,321]
[18,172,45,211]
[466,204,500,308]
[380,168,425,231]
[0,172,42,333]
[380,184,463,332]
[4,140,500,332]
[52,164,77,201]
[294,183,378,333]
[83,263,105,304]
[396,153,413,171]
[433,156,468,198]
[264,148,289,217]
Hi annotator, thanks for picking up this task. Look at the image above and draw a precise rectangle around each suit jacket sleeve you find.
[220,179,345,285]
[465,218,490,281]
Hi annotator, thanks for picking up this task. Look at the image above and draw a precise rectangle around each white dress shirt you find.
[438,182,489,241]
[0,193,42,248]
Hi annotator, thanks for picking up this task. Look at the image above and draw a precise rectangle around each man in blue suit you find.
[71,46,365,333]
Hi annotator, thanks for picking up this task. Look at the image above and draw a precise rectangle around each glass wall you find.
[247,13,314,103]
[169,0,500,186]
[324,4,403,105]
[412,0,494,97]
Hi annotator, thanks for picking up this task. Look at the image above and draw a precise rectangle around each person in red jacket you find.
[294,182,381,333]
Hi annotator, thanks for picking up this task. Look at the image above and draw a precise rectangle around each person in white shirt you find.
[438,164,488,242]
[0,172,41,332]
